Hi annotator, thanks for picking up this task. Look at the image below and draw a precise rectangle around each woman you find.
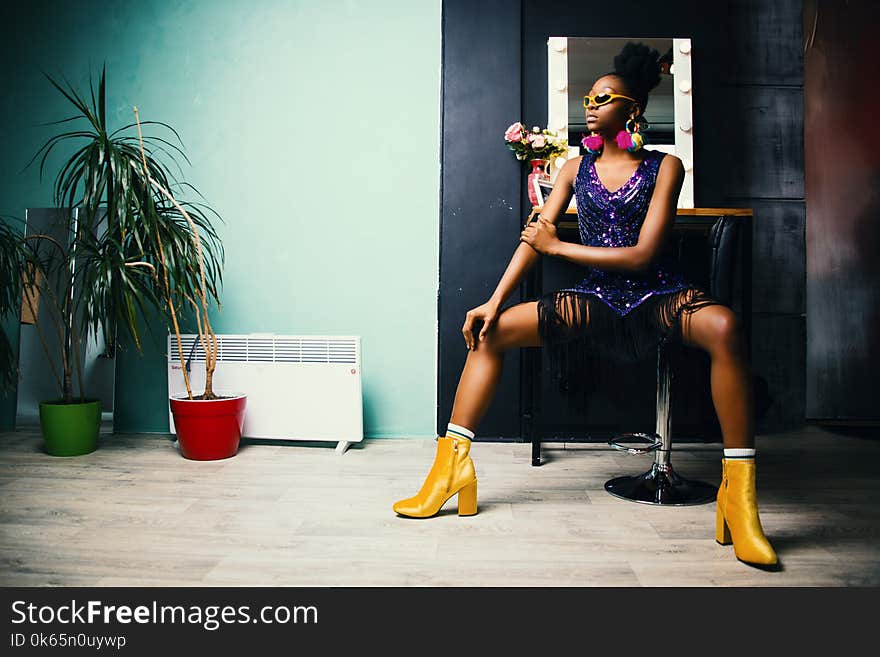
[392,42,777,570]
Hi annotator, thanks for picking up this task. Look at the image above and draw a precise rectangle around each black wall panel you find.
[438,1,523,438]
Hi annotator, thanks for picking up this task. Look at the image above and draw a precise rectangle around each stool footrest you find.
[608,432,662,455]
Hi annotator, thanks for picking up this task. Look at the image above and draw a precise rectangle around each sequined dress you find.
[534,148,722,409]
[560,149,691,312]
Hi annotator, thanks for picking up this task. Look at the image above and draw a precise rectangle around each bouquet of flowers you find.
[503,122,568,162]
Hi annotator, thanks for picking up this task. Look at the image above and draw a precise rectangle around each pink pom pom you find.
[615,130,633,149]
[582,134,604,151]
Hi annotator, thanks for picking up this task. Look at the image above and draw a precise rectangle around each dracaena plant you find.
[2,64,226,403]
[0,219,27,395]
[0,212,94,403]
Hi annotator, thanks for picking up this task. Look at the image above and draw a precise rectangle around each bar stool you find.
[603,214,745,506]
[604,340,717,505]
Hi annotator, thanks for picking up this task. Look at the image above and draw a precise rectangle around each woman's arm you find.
[487,242,540,307]
[548,154,685,272]
[488,158,578,306]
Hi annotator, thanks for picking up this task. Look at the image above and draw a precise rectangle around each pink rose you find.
[504,122,525,143]
[529,133,547,149]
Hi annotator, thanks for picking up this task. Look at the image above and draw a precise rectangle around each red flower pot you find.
[169,392,247,460]
[527,158,549,206]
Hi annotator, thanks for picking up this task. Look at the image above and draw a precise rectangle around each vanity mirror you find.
[546,36,695,208]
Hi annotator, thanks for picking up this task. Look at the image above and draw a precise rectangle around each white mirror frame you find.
[547,36,695,208]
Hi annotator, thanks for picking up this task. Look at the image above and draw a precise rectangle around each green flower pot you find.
[39,399,101,456]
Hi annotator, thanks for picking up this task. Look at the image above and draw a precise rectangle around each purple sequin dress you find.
[560,149,691,312]
[535,148,722,408]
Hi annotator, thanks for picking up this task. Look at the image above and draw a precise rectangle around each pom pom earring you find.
[615,117,644,152]
[581,131,604,155]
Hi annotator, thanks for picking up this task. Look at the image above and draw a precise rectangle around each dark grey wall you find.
[708,0,806,433]
[440,0,805,438]
[804,0,880,422]
[439,0,524,440]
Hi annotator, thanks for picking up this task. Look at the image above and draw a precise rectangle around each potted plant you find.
[0,221,22,391]
[0,211,109,455]
[1,64,237,458]
[127,109,246,460]
[503,122,569,206]
[124,90,245,461]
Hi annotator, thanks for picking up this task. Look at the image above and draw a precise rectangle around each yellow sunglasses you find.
[583,92,637,108]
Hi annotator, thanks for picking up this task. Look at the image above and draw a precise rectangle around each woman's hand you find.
[462,299,501,351]
[520,216,559,255]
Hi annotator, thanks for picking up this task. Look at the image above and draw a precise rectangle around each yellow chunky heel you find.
[716,499,732,545]
[457,480,478,516]
[715,457,778,569]
[393,436,478,518]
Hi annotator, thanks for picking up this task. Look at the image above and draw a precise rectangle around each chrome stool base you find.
[604,462,717,506]
[604,343,717,506]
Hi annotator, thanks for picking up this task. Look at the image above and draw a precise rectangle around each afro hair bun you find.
[613,42,662,95]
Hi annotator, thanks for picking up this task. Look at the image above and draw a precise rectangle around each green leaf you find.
[98,64,106,132]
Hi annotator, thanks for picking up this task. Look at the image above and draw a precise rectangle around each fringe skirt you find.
[535,286,724,412]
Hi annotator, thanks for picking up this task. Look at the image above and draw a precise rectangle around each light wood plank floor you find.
[1,424,878,586]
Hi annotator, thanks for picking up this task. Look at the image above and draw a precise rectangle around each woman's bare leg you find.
[677,296,755,449]
[392,301,547,517]
[678,291,777,566]
[448,290,755,447]
[449,301,543,431]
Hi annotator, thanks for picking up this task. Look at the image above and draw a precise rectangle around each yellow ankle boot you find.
[716,457,778,569]
[393,436,478,518]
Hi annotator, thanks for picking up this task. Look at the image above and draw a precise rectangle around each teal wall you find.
[0,0,442,437]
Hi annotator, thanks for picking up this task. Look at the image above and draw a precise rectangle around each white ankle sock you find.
[446,422,475,440]
[724,447,756,459]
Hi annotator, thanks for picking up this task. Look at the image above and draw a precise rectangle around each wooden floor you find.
[0,423,878,586]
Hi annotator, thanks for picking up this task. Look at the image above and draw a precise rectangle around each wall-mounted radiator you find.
[167,334,363,453]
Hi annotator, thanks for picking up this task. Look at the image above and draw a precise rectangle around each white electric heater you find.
[167,334,363,453]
